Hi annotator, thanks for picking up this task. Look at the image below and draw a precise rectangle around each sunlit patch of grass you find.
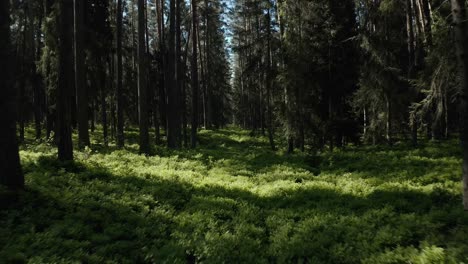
[0,127,467,263]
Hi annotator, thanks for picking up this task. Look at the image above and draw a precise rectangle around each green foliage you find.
[1,128,467,263]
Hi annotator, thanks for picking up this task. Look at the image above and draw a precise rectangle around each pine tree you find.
[0,0,24,189]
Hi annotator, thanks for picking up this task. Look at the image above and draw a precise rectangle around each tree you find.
[167,0,181,149]
[0,0,24,189]
[450,0,468,210]
[137,0,149,154]
[74,0,90,149]
[116,0,125,148]
[57,0,74,161]
[191,0,199,148]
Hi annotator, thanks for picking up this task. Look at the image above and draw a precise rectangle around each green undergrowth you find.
[1,128,467,263]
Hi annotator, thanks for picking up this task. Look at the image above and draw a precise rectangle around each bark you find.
[176,0,184,146]
[18,12,27,143]
[138,0,150,154]
[32,9,44,141]
[57,0,74,161]
[0,0,24,189]
[450,0,468,210]
[167,0,181,148]
[266,7,276,151]
[156,0,167,134]
[100,58,108,146]
[191,0,200,148]
[74,0,90,149]
[407,0,418,146]
[116,0,125,148]
[204,0,213,128]
[386,94,392,145]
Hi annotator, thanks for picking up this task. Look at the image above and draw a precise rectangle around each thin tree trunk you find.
[100,58,108,147]
[176,0,184,146]
[18,12,27,143]
[191,0,199,148]
[75,0,90,149]
[265,7,276,151]
[116,0,125,148]
[386,94,392,145]
[407,0,418,146]
[32,7,44,141]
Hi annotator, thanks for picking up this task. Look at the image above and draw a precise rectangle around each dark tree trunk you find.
[32,10,44,141]
[138,0,150,154]
[74,0,90,149]
[57,0,74,161]
[450,0,468,210]
[115,0,125,148]
[407,0,418,146]
[191,0,199,148]
[0,0,24,189]
[155,0,167,135]
[266,7,276,151]
[18,12,27,143]
[116,0,125,148]
[167,0,181,148]
[204,0,213,129]
[100,59,108,146]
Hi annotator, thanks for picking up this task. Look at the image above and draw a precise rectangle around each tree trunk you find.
[266,7,276,151]
[138,0,150,154]
[57,0,74,161]
[191,0,199,148]
[100,58,108,147]
[0,0,24,189]
[167,0,181,148]
[386,94,392,145]
[407,0,418,146]
[32,7,44,141]
[18,12,27,143]
[450,0,468,210]
[74,0,90,149]
[116,0,125,148]
[156,0,168,135]
[176,0,184,146]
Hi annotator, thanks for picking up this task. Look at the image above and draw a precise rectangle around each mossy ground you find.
[1,128,468,263]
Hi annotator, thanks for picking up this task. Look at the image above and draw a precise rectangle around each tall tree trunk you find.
[450,0,468,210]
[266,7,276,151]
[34,12,45,141]
[407,0,418,146]
[0,0,24,189]
[204,0,213,129]
[116,0,125,148]
[156,0,167,135]
[138,0,149,154]
[191,0,199,148]
[74,0,90,149]
[57,0,74,161]
[176,0,184,146]
[167,0,181,148]
[18,12,27,143]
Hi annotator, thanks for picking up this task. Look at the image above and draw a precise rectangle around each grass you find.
[1,127,468,263]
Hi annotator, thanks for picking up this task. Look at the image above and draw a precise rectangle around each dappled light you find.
[1,129,467,262]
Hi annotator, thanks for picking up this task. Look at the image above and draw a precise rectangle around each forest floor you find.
[1,128,468,263]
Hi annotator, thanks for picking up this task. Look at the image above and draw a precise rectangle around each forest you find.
[1,0,468,262]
